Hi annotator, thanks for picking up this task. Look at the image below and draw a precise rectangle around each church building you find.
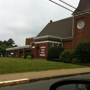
[6,0,90,59]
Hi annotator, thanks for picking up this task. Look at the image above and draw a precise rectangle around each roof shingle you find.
[37,17,73,38]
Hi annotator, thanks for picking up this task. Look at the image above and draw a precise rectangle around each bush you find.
[72,58,81,64]
[30,53,34,59]
[24,53,34,59]
[22,56,24,59]
[59,50,72,63]
[47,46,64,61]
[26,55,32,59]
[75,40,90,63]
[69,50,76,61]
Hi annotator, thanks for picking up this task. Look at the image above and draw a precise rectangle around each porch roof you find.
[6,45,32,51]
[34,35,73,42]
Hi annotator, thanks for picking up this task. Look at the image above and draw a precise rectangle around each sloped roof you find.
[73,0,90,15]
[37,17,73,38]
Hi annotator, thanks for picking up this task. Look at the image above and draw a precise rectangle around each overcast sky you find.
[0,0,79,46]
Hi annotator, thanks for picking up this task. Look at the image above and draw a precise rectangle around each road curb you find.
[28,72,90,82]
[0,72,90,87]
[0,78,29,87]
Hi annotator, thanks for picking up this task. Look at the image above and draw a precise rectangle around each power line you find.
[49,0,90,19]
[59,0,76,10]
[49,0,73,12]
[59,0,90,17]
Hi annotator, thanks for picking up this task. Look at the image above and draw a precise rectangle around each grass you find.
[0,58,89,74]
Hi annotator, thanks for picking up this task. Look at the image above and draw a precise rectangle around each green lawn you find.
[0,58,89,74]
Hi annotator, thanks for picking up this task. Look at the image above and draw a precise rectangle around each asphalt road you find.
[0,74,90,90]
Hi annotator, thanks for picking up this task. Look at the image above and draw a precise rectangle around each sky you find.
[0,0,80,46]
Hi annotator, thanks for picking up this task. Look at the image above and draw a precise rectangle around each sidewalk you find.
[0,67,90,87]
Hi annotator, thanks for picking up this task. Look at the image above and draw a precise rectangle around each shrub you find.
[22,56,24,59]
[75,40,90,63]
[69,50,76,61]
[59,50,72,63]
[72,58,81,64]
[24,53,34,59]
[26,55,32,59]
[47,46,64,61]
[30,53,34,59]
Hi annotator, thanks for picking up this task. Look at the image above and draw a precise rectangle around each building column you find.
[17,49,20,57]
[5,51,8,57]
[23,49,25,56]
[13,50,15,57]
[34,44,38,58]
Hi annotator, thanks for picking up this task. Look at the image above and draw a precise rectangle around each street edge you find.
[0,72,90,87]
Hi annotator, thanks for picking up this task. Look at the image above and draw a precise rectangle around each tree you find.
[0,41,2,45]
[0,38,17,57]
[7,38,15,47]
[3,40,9,46]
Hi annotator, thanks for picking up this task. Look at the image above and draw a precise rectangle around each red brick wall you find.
[33,41,73,58]
[33,43,50,58]
[63,41,73,50]
[25,38,33,45]
[33,44,39,58]
[73,13,90,49]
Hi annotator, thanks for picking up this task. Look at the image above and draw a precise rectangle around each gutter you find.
[6,45,32,51]
[60,38,63,47]
[61,37,73,41]
[34,35,73,41]
[59,37,73,47]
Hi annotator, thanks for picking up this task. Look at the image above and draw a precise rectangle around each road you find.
[0,74,90,90]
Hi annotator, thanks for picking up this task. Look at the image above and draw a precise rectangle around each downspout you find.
[72,16,74,37]
[60,38,63,47]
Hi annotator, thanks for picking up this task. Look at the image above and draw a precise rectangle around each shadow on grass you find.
[47,59,90,67]
[78,63,90,67]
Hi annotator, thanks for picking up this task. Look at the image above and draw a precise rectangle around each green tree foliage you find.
[8,38,15,47]
[0,38,17,57]
[3,40,9,46]
[0,41,2,45]
[75,40,90,63]
[47,46,64,61]
[59,50,72,63]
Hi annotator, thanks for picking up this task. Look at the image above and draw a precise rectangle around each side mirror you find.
[50,79,90,90]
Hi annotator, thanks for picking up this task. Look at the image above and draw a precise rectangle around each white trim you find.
[41,49,45,51]
[34,35,73,41]
[32,46,35,48]
[6,45,32,51]
[34,40,61,44]
[77,21,85,29]
[41,52,44,53]
[40,46,46,48]
[40,54,45,56]
[34,35,61,40]
[73,9,90,16]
